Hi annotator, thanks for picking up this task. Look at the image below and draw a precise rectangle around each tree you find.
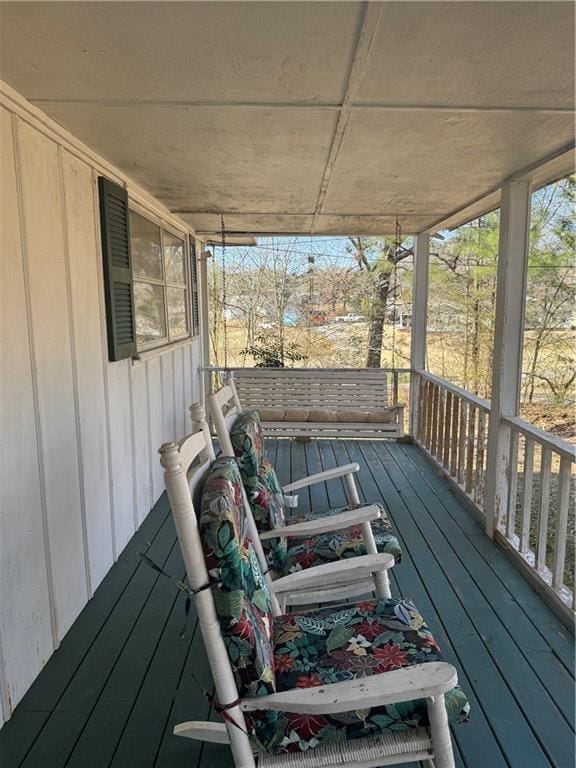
[347,236,413,368]
[522,176,576,405]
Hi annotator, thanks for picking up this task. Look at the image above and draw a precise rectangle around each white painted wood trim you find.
[174,721,230,743]
[282,463,359,492]
[418,371,490,413]
[484,180,531,537]
[259,505,381,540]
[502,415,576,462]
[271,553,394,593]
[409,234,430,436]
[241,662,457,714]
[552,457,572,590]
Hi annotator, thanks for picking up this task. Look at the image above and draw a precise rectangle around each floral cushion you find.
[229,410,264,491]
[251,459,289,575]
[285,504,403,573]
[199,455,276,697]
[245,598,470,754]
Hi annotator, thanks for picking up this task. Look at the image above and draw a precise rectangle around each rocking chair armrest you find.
[271,553,395,594]
[241,662,458,715]
[282,463,360,492]
[259,504,381,540]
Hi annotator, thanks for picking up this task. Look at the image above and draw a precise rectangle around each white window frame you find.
[129,204,194,352]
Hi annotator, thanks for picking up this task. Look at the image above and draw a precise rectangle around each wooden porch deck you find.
[1,440,573,768]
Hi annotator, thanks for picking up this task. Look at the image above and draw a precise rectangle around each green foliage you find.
[241,332,307,368]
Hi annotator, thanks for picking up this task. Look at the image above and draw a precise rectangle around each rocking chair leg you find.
[361,521,392,599]
[426,694,455,768]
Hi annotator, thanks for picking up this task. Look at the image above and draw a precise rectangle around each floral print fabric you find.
[285,504,403,573]
[251,459,289,575]
[229,410,264,491]
[199,455,276,697]
[245,598,470,754]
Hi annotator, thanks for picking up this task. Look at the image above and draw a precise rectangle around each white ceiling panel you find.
[0,1,361,103]
[41,103,338,213]
[322,109,575,219]
[357,2,575,109]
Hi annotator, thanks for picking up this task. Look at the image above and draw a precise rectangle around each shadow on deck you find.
[1,441,574,768]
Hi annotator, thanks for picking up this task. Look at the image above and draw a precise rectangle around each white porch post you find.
[198,243,211,403]
[484,180,531,537]
[409,233,430,437]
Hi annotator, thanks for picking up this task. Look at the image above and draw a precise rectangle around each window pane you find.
[167,287,188,337]
[130,211,162,279]
[164,232,186,285]
[134,282,166,344]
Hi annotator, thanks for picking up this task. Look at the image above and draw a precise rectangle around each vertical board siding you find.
[107,361,136,554]
[61,150,114,591]
[0,107,53,714]
[147,357,165,501]
[0,97,203,722]
[16,119,88,641]
[130,362,152,527]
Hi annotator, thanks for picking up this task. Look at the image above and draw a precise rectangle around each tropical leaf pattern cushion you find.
[251,458,289,575]
[245,598,470,754]
[285,504,403,573]
[199,455,276,697]
[229,410,264,491]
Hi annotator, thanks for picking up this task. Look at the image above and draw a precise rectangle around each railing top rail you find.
[416,370,491,413]
[502,415,576,463]
[201,366,412,374]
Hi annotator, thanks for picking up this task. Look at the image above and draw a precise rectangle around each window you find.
[130,210,195,349]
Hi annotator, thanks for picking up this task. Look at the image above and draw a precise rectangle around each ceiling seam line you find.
[310,1,385,234]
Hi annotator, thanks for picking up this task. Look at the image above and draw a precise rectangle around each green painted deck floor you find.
[1,440,574,768]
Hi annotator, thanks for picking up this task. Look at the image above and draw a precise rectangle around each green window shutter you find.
[98,177,137,361]
[189,235,200,336]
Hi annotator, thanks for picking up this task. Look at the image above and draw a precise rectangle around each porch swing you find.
[215,218,405,439]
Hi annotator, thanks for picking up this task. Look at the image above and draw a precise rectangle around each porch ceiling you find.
[1,1,574,236]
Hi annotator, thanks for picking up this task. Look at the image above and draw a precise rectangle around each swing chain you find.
[220,213,228,368]
[391,218,401,371]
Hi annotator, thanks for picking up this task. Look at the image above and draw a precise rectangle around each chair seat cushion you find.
[245,598,469,754]
[284,504,402,573]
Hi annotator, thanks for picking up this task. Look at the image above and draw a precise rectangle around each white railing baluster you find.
[450,394,459,478]
[437,386,445,461]
[457,399,467,486]
[475,411,486,504]
[506,430,519,538]
[466,407,476,496]
[552,456,571,591]
[536,448,552,573]
[519,440,534,555]
[443,391,452,468]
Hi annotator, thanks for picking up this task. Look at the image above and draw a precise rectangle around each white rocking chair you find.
[159,425,466,768]
[205,378,402,601]
[192,403,394,606]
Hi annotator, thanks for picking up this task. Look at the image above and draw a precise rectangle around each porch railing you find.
[413,369,575,616]
[413,371,491,510]
[501,415,575,610]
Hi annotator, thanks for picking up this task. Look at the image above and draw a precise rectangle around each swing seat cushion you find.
[258,407,398,424]
[246,598,470,754]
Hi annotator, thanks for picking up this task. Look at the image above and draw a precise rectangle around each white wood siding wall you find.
[0,88,204,726]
